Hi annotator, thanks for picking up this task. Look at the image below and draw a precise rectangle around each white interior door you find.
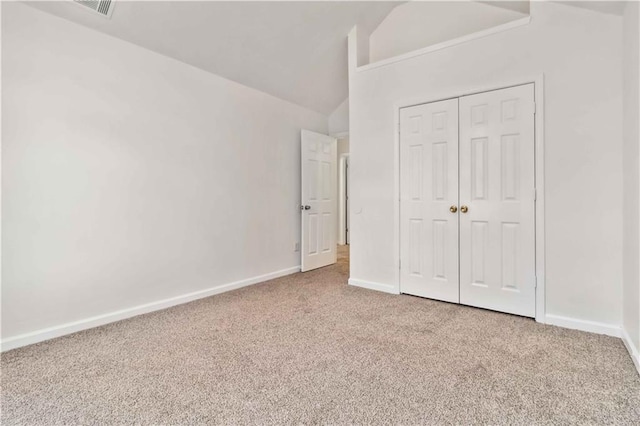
[301,130,337,272]
[400,99,459,303]
[459,84,536,317]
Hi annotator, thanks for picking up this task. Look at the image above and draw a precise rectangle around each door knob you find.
[449,206,458,213]
[460,205,469,213]
[300,205,311,210]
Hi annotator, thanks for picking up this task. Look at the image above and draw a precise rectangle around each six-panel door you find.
[458,84,536,317]
[400,98,460,303]
[399,84,536,318]
[301,130,337,272]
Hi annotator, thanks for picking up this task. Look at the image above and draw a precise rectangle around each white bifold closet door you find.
[400,98,460,303]
[400,83,536,318]
[459,84,536,317]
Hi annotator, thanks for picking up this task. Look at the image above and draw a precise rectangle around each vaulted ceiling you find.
[27,1,625,116]
[28,1,398,115]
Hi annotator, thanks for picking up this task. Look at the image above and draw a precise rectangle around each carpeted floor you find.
[2,246,639,425]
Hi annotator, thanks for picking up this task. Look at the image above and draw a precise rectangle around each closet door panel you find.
[400,99,459,303]
[459,84,536,317]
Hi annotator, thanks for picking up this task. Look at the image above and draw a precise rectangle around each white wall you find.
[349,2,623,328]
[329,98,349,135]
[623,0,640,366]
[1,4,327,344]
[369,1,527,63]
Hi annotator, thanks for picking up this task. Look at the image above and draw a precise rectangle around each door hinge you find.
[533,101,537,115]
[534,275,538,288]
[533,188,537,201]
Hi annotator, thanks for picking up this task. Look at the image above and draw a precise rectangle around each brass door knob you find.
[460,205,469,213]
[449,206,458,213]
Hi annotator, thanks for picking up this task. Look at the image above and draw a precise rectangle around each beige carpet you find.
[2,246,639,425]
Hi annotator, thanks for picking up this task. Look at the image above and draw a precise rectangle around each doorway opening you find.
[338,138,350,246]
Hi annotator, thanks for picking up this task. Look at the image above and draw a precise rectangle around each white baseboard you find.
[544,314,621,337]
[1,266,301,352]
[621,328,640,376]
[348,278,399,294]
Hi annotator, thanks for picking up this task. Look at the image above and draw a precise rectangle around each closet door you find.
[400,99,459,303]
[458,84,536,317]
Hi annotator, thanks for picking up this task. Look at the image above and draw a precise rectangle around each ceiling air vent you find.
[73,0,115,19]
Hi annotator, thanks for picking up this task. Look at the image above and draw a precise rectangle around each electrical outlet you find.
[294,242,300,252]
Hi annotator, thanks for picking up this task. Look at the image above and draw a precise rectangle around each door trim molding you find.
[393,75,546,323]
[330,131,349,139]
[338,153,350,246]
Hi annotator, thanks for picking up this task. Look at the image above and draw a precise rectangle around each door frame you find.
[393,75,546,323]
[338,153,350,246]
